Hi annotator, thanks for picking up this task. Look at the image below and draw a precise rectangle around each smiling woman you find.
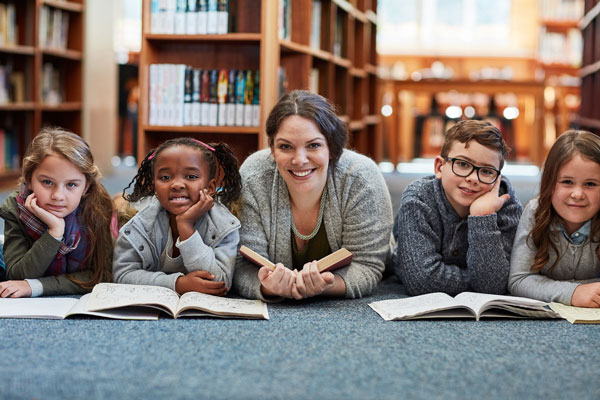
[233,90,394,301]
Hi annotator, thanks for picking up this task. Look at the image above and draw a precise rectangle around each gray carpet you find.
[0,277,598,400]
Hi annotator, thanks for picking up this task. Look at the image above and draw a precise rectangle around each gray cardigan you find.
[508,198,600,304]
[394,175,523,296]
[113,196,240,291]
[233,148,393,300]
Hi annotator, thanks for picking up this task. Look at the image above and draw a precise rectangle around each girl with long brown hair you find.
[0,127,114,297]
[509,130,600,307]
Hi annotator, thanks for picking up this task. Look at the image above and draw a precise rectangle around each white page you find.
[87,283,180,316]
[177,292,269,319]
[369,292,464,321]
[0,297,79,319]
[67,293,159,320]
[454,292,548,317]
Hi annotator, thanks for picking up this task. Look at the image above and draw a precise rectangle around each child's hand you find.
[175,189,214,240]
[0,280,32,298]
[291,260,335,300]
[469,176,511,217]
[571,283,600,307]
[259,264,297,298]
[175,270,228,296]
[25,193,65,238]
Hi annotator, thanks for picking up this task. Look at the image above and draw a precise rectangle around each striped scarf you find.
[16,185,89,276]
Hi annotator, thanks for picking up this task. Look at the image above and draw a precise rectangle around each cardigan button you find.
[124,229,130,235]
[139,245,144,251]
[211,235,216,240]
[452,249,458,256]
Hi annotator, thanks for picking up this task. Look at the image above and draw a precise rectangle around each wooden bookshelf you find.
[138,0,381,164]
[0,0,84,189]
[576,0,600,135]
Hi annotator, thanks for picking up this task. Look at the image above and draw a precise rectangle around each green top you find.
[291,222,330,269]
[0,191,94,296]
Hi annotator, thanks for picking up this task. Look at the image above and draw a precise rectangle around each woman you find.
[233,90,393,300]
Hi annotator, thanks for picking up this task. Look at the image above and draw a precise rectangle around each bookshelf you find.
[0,0,84,189]
[577,0,600,134]
[138,0,381,165]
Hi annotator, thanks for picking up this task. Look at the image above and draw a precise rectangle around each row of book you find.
[39,5,70,50]
[149,64,260,127]
[41,62,64,105]
[0,128,20,172]
[538,28,582,66]
[0,3,17,47]
[539,0,584,20]
[150,0,230,35]
[0,65,24,104]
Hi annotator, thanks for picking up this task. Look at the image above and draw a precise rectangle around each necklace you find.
[291,189,326,241]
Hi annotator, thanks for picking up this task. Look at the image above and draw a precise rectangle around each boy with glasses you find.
[393,120,523,295]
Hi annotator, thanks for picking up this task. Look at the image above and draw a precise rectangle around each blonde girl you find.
[0,127,114,297]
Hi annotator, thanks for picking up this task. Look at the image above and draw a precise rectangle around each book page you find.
[454,292,549,318]
[550,302,600,324]
[67,293,159,320]
[177,292,269,319]
[0,297,79,319]
[87,283,180,317]
[369,293,466,321]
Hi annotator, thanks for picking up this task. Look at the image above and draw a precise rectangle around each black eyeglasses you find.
[444,157,500,184]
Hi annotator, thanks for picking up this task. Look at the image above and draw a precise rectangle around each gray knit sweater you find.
[233,148,393,300]
[508,198,600,304]
[393,175,523,296]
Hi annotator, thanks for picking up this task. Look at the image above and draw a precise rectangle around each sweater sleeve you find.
[112,224,181,291]
[465,184,523,294]
[508,200,580,304]
[395,193,471,295]
[232,177,278,301]
[176,228,239,290]
[333,167,392,298]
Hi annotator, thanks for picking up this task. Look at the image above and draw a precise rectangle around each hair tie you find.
[193,139,215,152]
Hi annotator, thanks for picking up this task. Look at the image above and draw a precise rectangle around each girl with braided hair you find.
[113,137,241,296]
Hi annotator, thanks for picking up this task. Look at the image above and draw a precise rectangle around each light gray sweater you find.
[508,198,600,304]
[233,148,393,300]
[394,175,523,296]
[113,196,240,292]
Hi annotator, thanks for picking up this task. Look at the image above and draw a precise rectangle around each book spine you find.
[174,0,187,35]
[150,0,160,33]
[217,68,228,126]
[208,69,218,126]
[183,66,193,125]
[200,69,210,125]
[243,70,254,127]
[252,69,260,127]
[226,69,237,126]
[207,0,218,34]
[191,68,201,125]
[234,69,245,126]
[217,0,228,34]
[186,0,198,34]
[197,0,208,34]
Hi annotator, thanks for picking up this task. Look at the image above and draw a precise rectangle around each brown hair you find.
[21,126,114,289]
[530,130,600,271]
[440,120,509,169]
[266,90,347,166]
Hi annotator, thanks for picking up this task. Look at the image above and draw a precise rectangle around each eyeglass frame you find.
[443,157,501,184]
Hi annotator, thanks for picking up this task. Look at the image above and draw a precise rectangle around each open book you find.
[0,293,160,320]
[549,302,600,324]
[87,283,269,319]
[239,245,352,272]
[369,292,558,321]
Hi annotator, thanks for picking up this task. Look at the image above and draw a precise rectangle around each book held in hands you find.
[239,245,353,272]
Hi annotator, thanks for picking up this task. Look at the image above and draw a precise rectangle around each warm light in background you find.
[381,104,393,117]
[464,106,476,118]
[445,106,462,119]
[503,106,519,120]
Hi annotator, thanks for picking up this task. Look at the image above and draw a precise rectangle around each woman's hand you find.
[259,264,297,298]
[25,193,65,238]
[571,283,600,307]
[176,189,214,241]
[0,280,32,298]
[175,270,228,296]
[291,261,334,300]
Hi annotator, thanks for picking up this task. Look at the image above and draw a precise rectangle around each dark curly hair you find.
[123,137,242,208]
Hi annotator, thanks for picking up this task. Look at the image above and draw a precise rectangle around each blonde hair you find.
[21,126,114,289]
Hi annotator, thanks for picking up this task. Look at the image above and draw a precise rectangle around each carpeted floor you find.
[0,277,598,400]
